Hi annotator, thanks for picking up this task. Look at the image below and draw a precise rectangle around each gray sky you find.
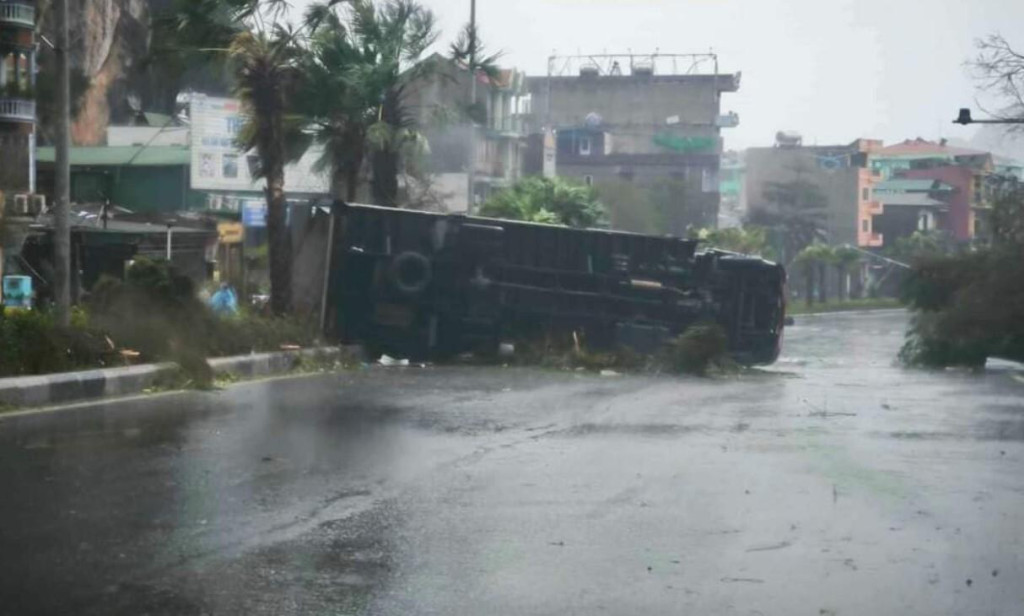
[291,0,1024,150]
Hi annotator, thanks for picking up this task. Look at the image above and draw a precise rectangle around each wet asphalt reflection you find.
[1,310,1023,615]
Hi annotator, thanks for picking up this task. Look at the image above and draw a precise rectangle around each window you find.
[862,187,870,201]
[222,154,239,179]
[862,219,869,232]
[584,175,594,186]
[579,136,592,156]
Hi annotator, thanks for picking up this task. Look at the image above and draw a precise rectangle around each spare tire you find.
[389,251,433,295]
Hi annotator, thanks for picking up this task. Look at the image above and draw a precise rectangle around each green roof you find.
[36,145,191,167]
[143,112,175,127]
[874,178,952,193]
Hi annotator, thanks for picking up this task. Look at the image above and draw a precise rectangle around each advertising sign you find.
[241,200,267,228]
[189,95,330,195]
[1,275,33,309]
[217,222,244,244]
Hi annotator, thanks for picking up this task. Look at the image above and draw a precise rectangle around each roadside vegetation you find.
[899,180,1024,368]
[505,323,736,378]
[0,259,319,380]
[478,177,606,228]
[897,34,1024,369]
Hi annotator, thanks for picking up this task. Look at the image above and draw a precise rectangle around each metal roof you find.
[878,193,948,208]
[876,138,987,158]
[874,178,952,193]
[35,145,191,167]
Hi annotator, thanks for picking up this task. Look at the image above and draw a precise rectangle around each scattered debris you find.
[720,577,765,584]
[992,569,999,577]
[548,541,565,547]
[599,369,621,377]
[746,540,792,553]
[803,398,856,418]
[378,354,410,367]
[966,578,973,587]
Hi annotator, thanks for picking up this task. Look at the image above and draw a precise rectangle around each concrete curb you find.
[0,347,347,409]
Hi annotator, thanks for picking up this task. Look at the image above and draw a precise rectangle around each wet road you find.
[1,310,1023,615]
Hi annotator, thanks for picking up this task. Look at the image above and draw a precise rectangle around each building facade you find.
[524,53,740,234]
[870,178,953,246]
[402,54,530,212]
[745,136,883,250]
[0,0,36,198]
[868,139,994,241]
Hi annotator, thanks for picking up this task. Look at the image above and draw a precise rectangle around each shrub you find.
[899,247,1024,367]
[660,323,732,376]
[0,307,117,377]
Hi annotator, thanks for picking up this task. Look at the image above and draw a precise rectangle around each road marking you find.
[0,371,342,421]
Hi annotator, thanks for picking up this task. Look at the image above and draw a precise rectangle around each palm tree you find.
[301,8,373,201]
[814,244,836,304]
[793,246,818,307]
[478,177,605,228]
[747,177,828,265]
[159,0,305,315]
[833,245,861,300]
[300,0,438,206]
[229,27,306,315]
[794,242,835,306]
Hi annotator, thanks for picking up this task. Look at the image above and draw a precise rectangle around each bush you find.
[504,323,733,377]
[660,323,732,376]
[0,307,117,377]
[0,259,323,380]
[899,247,1024,367]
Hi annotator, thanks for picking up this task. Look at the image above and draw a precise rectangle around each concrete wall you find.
[745,147,866,248]
[107,126,190,147]
[525,73,735,232]
[0,125,32,194]
[902,166,975,241]
[528,75,730,133]
[290,205,332,317]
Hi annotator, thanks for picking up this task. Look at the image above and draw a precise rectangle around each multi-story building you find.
[403,53,530,212]
[0,0,36,198]
[524,53,740,234]
[745,135,884,251]
[0,0,37,303]
[868,139,994,241]
[870,177,953,246]
[718,150,746,228]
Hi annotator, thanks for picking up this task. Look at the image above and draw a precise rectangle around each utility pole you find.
[465,0,477,215]
[54,0,71,325]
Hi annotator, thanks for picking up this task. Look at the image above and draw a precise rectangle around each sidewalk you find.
[0,347,349,409]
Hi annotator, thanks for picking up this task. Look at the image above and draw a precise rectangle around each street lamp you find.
[953,108,1024,125]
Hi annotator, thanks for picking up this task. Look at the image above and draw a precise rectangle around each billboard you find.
[189,95,329,195]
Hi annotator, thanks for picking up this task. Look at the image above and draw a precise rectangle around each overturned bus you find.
[325,202,786,365]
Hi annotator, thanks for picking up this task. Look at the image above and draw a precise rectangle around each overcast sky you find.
[291,0,1024,150]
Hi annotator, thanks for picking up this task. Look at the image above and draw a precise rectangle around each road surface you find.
[1,310,1023,615]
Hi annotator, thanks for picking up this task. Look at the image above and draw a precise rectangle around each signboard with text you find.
[217,222,245,244]
[189,95,330,194]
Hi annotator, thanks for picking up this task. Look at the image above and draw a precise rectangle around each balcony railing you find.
[0,97,35,122]
[0,3,35,27]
